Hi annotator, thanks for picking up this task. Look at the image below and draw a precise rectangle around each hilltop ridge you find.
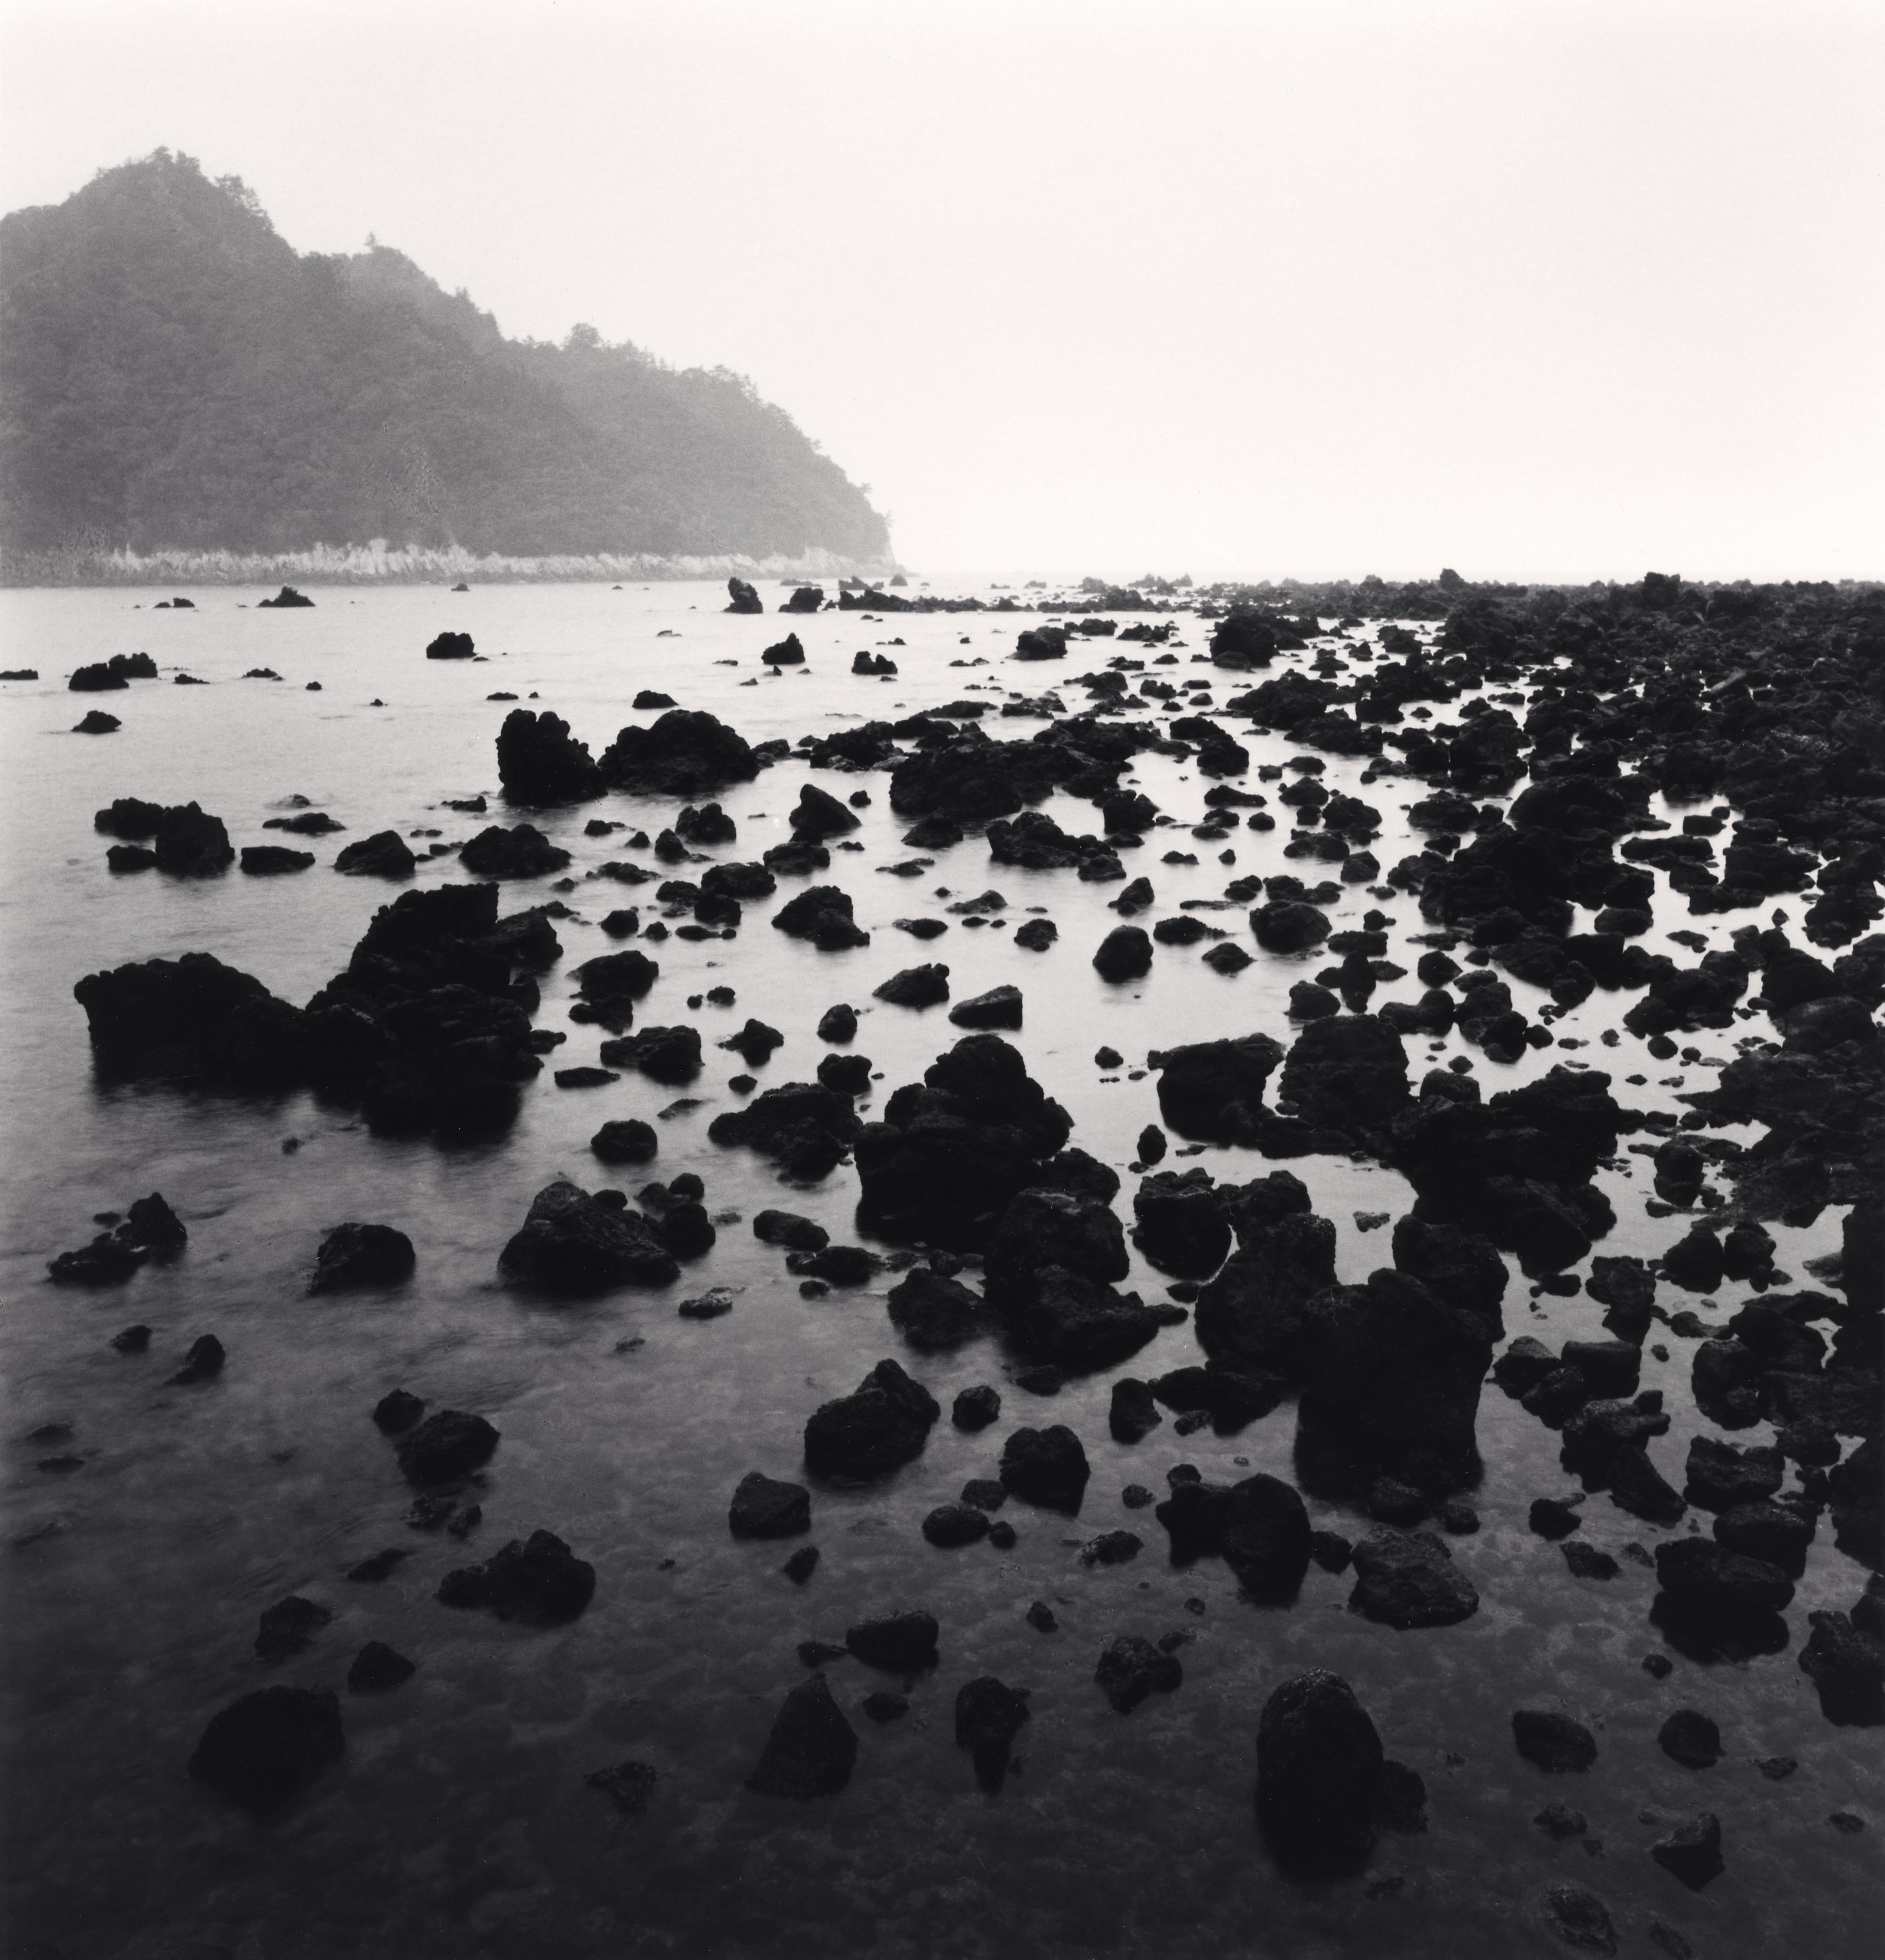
[0,151,891,574]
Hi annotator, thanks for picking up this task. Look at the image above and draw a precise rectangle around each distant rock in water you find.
[599,710,758,798]
[258,587,315,608]
[334,831,416,878]
[73,709,120,733]
[425,631,475,659]
[495,708,602,804]
[240,843,313,874]
[70,652,155,691]
[458,823,571,878]
[726,578,765,614]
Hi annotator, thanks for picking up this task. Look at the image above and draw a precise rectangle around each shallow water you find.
[1,581,1878,1960]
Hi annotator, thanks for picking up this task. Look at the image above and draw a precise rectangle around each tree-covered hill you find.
[0,151,890,564]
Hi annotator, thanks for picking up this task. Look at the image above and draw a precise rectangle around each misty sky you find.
[2,0,1879,583]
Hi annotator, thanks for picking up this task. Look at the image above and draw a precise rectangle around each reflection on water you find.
[1,583,1878,1959]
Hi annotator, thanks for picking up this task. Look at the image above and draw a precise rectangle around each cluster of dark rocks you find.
[51,571,1884,1935]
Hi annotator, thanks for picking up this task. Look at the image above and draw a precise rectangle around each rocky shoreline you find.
[12,569,1883,1957]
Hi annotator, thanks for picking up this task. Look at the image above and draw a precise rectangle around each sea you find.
[1,580,1877,1960]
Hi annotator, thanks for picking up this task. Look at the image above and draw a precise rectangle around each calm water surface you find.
[1,583,1878,1959]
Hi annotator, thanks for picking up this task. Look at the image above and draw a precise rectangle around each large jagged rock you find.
[459,824,572,878]
[498,1180,679,1290]
[1276,1015,1411,1138]
[599,709,759,797]
[1798,1608,1885,1725]
[1000,1265,1171,1371]
[854,1035,1072,1244]
[1348,1529,1480,1627]
[1132,1167,1232,1275]
[885,1267,989,1350]
[151,803,235,877]
[1194,1212,1337,1372]
[1654,1538,1795,1629]
[983,1187,1128,1304]
[599,1025,702,1084]
[803,1359,939,1479]
[1296,1270,1496,1498]
[709,1081,862,1179]
[1255,1671,1385,1873]
[496,708,603,803]
[747,1675,858,1797]
[74,952,312,1085]
[773,885,870,950]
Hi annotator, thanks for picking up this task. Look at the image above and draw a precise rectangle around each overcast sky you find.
[3,0,1879,583]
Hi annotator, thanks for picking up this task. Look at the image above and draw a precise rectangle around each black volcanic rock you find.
[886,1267,988,1349]
[239,844,314,874]
[591,1118,658,1164]
[188,1686,343,1809]
[1221,1473,1313,1599]
[599,1024,702,1084]
[846,1609,940,1672]
[459,823,571,878]
[949,984,1023,1029]
[309,1222,415,1293]
[747,1675,857,1797]
[1348,1529,1480,1627]
[396,1409,499,1484]
[803,1359,939,1479]
[1798,1610,1885,1725]
[1095,1635,1182,1713]
[333,830,416,879]
[1295,1268,1495,1499]
[1650,1812,1724,1890]
[496,709,602,803]
[437,1529,596,1623]
[1513,1709,1597,1772]
[1256,1671,1385,1873]
[1133,1166,1232,1275]
[955,1676,1030,1790]
[873,963,951,1007]
[600,709,758,797]
[709,1080,862,1178]
[1150,1034,1285,1141]
[498,1179,679,1290]
[729,1471,811,1539]
[773,885,869,950]
[1092,925,1153,980]
[999,1424,1090,1511]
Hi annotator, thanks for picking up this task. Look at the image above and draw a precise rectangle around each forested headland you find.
[0,152,892,583]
